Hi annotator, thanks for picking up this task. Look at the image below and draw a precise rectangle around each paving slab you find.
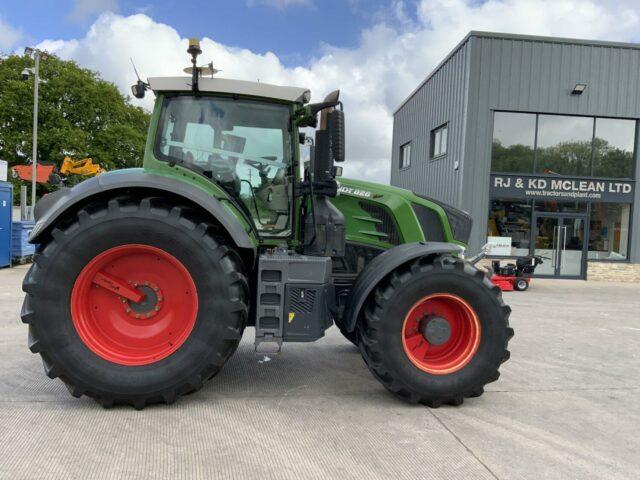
[0,265,639,479]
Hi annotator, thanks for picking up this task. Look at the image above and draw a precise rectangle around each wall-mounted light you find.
[571,83,587,95]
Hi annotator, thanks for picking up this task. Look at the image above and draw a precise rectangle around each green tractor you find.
[21,41,512,409]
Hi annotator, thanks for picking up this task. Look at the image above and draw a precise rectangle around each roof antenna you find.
[187,38,202,92]
[184,41,220,85]
[130,57,148,99]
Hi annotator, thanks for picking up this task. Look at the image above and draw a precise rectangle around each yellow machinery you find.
[60,157,106,177]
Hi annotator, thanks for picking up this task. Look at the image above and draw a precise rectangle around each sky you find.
[1,0,640,183]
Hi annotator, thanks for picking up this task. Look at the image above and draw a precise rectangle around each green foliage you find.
[0,53,150,194]
[592,137,633,178]
[491,138,633,178]
[536,140,593,176]
[490,141,534,173]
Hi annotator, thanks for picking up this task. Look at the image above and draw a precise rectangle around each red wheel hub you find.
[70,244,198,366]
[402,293,481,375]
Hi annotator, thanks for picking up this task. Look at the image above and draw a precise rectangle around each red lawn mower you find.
[469,249,544,292]
[488,256,544,291]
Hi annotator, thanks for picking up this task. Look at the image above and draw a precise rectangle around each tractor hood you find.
[337,177,468,214]
[336,177,473,246]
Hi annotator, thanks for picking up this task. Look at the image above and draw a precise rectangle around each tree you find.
[491,138,633,179]
[0,53,150,199]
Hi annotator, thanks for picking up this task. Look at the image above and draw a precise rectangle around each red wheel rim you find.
[402,293,481,375]
[70,244,198,366]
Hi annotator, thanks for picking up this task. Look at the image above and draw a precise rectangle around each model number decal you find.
[338,186,372,198]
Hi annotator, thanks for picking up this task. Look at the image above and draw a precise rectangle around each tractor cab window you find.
[155,95,293,236]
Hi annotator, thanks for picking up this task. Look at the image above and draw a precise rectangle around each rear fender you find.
[29,170,256,255]
[342,242,464,332]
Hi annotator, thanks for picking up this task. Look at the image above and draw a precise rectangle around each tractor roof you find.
[148,76,311,104]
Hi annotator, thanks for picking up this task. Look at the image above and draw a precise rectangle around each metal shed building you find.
[391,31,640,280]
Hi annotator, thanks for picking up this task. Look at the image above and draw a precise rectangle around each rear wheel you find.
[21,196,248,409]
[358,255,513,407]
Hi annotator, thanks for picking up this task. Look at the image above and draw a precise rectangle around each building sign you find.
[487,236,512,256]
[490,174,635,203]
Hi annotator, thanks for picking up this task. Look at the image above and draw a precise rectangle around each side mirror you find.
[131,80,147,99]
[327,109,345,162]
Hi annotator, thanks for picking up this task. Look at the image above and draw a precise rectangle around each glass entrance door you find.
[533,215,587,278]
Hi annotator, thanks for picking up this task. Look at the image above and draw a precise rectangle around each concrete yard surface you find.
[1,264,639,479]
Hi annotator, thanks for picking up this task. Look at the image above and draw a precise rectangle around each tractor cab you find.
[129,39,346,256]
[147,78,304,237]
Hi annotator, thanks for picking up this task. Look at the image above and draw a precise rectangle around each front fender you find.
[29,169,256,253]
[342,242,464,332]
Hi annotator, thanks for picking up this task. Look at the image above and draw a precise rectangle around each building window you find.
[487,199,533,256]
[491,112,637,179]
[535,115,594,176]
[399,142,411,169]
[491,112,536,173]
[588,203,631,260]
[430,124,448,158]
[593,118,635,179]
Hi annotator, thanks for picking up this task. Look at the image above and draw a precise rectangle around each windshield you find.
[155,95,293,236]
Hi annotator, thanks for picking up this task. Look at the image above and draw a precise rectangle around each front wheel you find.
[21,196,249,409]
[358,255,513,407]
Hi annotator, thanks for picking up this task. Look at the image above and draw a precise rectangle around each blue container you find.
[12,220,35,260]
[0,182,11,267]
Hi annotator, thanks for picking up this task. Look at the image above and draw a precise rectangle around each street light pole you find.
[28,51,42,220]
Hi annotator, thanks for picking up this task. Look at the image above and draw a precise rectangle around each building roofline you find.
[393,32,473,115]
[393,31,640,114]
[468,30,640,51]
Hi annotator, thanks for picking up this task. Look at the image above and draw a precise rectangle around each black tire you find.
[336,322,359,346]
[358,255,513,407]
[21,195,249,409]
[514,278,529,291]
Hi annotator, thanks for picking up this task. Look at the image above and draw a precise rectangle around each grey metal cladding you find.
[463,34,640,259]
[393,31,640,260]
[391,38,471,208]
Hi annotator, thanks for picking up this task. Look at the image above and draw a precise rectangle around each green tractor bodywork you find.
[24,55,511,409]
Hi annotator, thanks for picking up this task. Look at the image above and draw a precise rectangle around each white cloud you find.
[0,16,22,51]
[246,0,313,9]
[36,1,640,184]
[69,0,119,23]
